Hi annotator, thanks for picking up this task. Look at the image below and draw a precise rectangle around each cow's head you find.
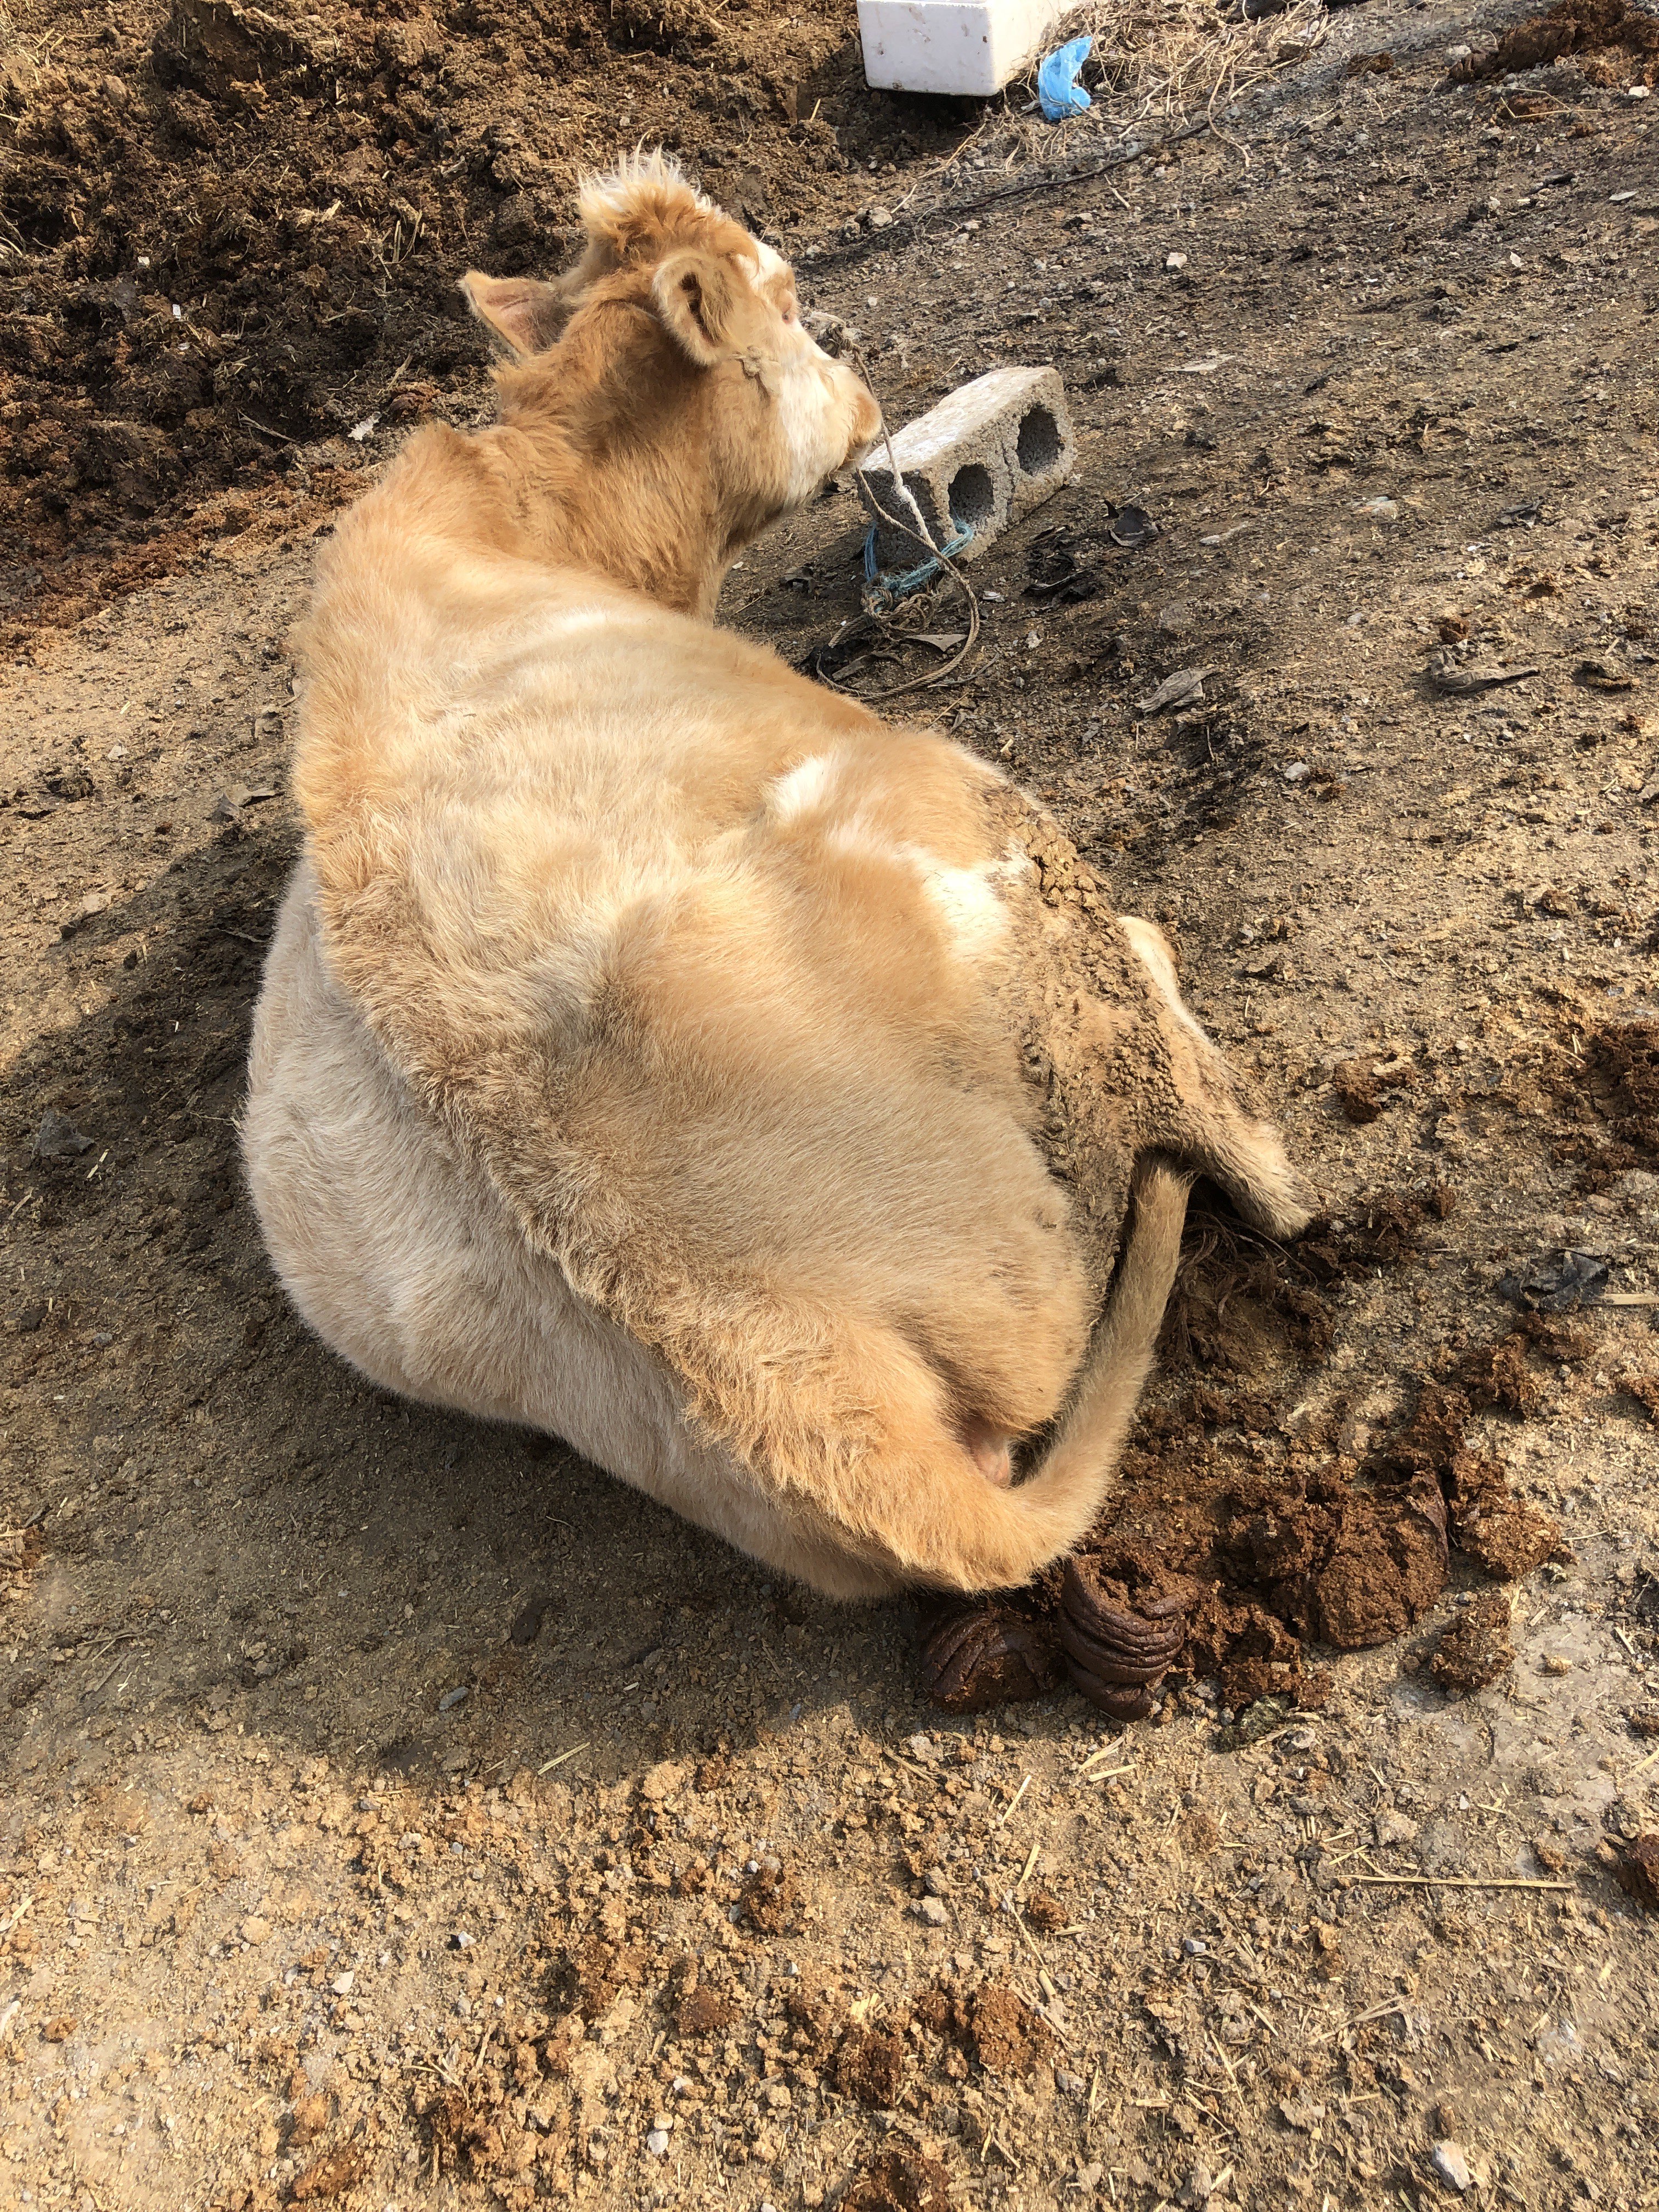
[460,154,881,575]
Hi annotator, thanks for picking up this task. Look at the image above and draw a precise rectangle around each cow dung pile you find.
[920,1190,1570,1722]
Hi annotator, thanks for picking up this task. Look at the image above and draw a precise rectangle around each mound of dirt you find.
[1331,1052,1415,1125]
[913,1984,1054,2078]
[740,1855,803,1934]
[844,2145,954,2212]
[0,0,962,639]
[836,2023,911,2108]
[1452,0,1659,83]
[1549,1018,1659,1187]
[1431,1592,1515,1694]
[1615,1836,1659,1915]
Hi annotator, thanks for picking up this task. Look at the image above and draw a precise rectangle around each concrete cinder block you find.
[857,0,1064,97]
[856,365,1077,569]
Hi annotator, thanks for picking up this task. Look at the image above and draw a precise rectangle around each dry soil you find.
[3,1,1659,2209]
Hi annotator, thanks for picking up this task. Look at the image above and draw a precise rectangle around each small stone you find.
[1165,251,1188,272]
[1279,2097,1327,2131]
[450,1929,475,1950]
[240,1916,270,1945]
[640,1759,687,1805]
[1077,2166,1104,2193]
[1055,2067,1083,2094]
[923,1866,949,1897]
[1374,1809,1419,1848]
[509,1596,548,1646]
[1282,761,1311,784]
[1432,2141,1474,2192]
[330,1971,355,1996]
[646,2127,670,2157]
[1415,1819,1465,1874]
[868,205,893,229]
[438,1685,469,1712]
[905,1733,936,1762]
[35,1110,93,1159]
[916,1897,950,1927]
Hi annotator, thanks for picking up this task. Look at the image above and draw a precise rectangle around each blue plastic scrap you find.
[1038,35,1092,120]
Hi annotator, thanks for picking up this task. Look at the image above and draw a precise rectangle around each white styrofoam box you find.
[857,0,1065,98]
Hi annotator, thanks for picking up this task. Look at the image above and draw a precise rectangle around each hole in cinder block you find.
[1015,405,1063,479]
[947,462,996,537]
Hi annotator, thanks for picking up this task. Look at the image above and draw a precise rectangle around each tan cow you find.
[243,154,1312,1601]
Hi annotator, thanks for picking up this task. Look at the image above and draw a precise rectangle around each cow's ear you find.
[459,272,573,359]
[652,249,757,366]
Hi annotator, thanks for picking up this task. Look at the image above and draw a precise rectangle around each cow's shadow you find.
[2,812,937,1797]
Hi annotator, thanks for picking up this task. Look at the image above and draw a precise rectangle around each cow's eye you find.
[781,306,796,325]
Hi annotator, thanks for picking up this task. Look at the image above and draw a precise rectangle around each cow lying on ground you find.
[242,154,1313,1600]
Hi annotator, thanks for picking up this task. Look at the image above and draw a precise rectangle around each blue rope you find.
[862,518,973,611]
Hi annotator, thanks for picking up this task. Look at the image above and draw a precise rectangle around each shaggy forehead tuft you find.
[577,148,715,230]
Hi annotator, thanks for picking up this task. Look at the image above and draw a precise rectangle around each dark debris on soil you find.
[1550,1018,1659,1188]
[1614,1836,1659,1915]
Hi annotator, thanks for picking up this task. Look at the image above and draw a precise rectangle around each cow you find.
[242,153,1312,1603]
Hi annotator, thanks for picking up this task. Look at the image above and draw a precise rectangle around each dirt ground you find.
[4,0,1659,2206]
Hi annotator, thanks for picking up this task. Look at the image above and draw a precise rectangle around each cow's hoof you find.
[1059,1558,1190,1721]
[919,1601,1063,1713]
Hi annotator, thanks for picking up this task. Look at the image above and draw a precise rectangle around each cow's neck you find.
[494,423,741,622]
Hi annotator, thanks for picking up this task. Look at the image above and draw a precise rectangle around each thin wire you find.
[810,324,983,706]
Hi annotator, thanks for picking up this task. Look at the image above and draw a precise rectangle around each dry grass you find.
[901,0,1328,200]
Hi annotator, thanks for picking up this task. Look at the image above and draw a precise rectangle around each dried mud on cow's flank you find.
[0,0,944,639]
[922,1187,1571,1719]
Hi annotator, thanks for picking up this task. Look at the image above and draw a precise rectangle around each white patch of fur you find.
[774,349,849,509]
[822,816,895,868]
[767,751,842,825]
[820,821,1014,962]
[918,858,1017,961]
[1120,917,1210,1046]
